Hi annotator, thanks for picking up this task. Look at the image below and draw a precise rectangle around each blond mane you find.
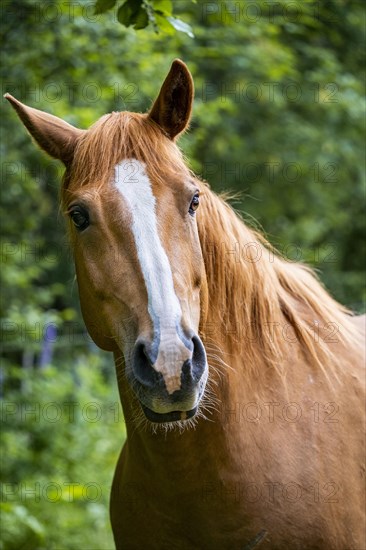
[63,112,363,385]
[198,188,362,384]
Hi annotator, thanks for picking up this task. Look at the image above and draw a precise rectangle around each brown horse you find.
[6,60,365,549]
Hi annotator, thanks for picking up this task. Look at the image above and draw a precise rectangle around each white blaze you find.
[114,159,191,393]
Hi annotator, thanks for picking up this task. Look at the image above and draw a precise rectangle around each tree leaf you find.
[152,0,172,16]
[117,0,142,26]
[133,6,149,29]
[94,0,117,15]
[153,13,175,35]
[166,16,194,38]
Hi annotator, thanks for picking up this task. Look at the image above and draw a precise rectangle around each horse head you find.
[6,60,209,425]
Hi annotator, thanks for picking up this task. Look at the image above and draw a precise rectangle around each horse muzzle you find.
[141,404,199,423]
[129,333,208,423]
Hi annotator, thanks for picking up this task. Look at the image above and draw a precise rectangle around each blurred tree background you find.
[1,0,364,548]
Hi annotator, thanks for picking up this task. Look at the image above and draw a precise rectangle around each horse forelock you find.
[61,110,190,204]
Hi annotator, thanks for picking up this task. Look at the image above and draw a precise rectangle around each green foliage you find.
[94,0,194,36]
[94,0,117,15]
[1,356,121,549]
[1,0,365,547]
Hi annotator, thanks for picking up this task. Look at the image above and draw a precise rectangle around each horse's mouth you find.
[141,404,198,423]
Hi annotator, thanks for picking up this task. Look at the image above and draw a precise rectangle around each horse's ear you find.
[148,59,194,140]
[4,93,84,165]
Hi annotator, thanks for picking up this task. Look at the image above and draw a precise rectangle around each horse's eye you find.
[189,193,200,215]
[69,206,89,231]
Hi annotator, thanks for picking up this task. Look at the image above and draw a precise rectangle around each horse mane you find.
[198,187,362,385]
[63,111,363,386]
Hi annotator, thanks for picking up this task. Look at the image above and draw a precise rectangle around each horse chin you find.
[141,404,198,424]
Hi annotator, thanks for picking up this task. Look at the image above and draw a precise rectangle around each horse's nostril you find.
[132,334,207,392]
[181,359,193,383]
[141,343,154,367]
[191,335,207,382]
[133,340,160,388]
